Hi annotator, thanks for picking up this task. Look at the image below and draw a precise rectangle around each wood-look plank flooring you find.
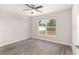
[0,38,73,55]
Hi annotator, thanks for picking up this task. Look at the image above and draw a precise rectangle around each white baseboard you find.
[0,37,72,47]
[0,37,31,47]
[32,37,72,46]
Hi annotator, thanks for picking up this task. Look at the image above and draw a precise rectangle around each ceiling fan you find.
[23,4,43,14]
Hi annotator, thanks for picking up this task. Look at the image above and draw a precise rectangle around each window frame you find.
[37,19,56,37]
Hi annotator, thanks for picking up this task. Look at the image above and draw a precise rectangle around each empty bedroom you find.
[0,4,78,55]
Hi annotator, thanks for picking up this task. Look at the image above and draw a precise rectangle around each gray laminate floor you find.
[0,38,73,55]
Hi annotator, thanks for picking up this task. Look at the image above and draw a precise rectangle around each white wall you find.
[31,9,72,46]
[0,5,72,47]
[72,5,79,55]
[0,9,30,46]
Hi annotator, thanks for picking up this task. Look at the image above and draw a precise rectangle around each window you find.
[38,19,56,36]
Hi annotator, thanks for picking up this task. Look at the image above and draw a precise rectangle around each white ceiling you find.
[0,4,72,17]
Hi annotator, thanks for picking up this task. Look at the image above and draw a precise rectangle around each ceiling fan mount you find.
[23,4,43,14]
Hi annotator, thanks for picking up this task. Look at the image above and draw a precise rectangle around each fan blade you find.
[23,9,32,11]
[36,10,42,13]
[36,6,43,9]
[25,4,34,9]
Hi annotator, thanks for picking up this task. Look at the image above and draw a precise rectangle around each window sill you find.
[37,34,56,38]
